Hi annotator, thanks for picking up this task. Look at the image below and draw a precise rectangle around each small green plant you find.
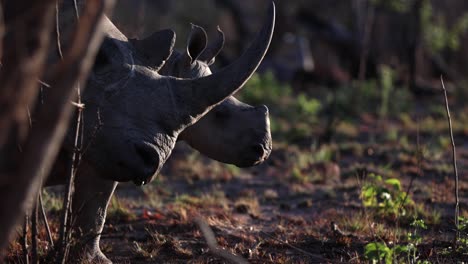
[364,242,393,264]
[457,217,468,250]
[404,219,428,263]
[439,216,468,257]
[459,216,468,232]
[364,219,429,263]
[361,174,414,217]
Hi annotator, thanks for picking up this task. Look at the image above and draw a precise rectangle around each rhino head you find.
[157,24,272,167]
[80,3,275,185]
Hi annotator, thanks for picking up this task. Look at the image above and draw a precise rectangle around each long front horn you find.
[173,2,275,122]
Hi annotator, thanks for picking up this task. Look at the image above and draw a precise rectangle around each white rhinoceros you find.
[45,2,275,263]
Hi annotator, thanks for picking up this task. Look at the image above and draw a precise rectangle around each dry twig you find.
[440,76,460,244]
[195,217,248,264]
[55,1,64,59]
[22,215,29,264]
[31,196,39,264]
[39,191,54,247]
[53,1,112,261]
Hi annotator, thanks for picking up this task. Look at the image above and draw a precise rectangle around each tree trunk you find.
[0,0,114,253]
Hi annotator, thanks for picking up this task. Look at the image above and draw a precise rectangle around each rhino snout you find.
[240,104,272,166]
[237,123,272,168]
[132,143,161,185]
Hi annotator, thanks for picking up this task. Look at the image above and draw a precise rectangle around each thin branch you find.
[0,3,4,62]
[195,217,248,264]
[55,1,63,59]
[55,0,109,261]
[56,2,85,259]
[57,87,84,263]
[31,194,39,264]
[73,0,80,19]
[54,0,68,257]
[440,76,460,244]
[39,191,54,248]
[28,81,39,264]
[37,79,51,88]
[22,215,29,264]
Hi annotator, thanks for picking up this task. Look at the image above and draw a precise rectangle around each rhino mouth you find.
[236,141,272,168]
[132,178,146,186]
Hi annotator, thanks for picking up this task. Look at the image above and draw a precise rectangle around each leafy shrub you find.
[361,174,414,217]
[370,0,468,54]
[420,0,468,53]
[364,242,393,264]
[458,217,468,251]
[364,219,429,264]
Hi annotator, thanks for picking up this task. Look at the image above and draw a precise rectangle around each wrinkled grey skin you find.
[159,25,272,167]
[47,3,275,263]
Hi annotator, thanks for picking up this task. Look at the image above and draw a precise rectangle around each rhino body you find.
[45,2,275,262]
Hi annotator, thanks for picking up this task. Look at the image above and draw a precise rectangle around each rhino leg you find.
[70,162,117,263]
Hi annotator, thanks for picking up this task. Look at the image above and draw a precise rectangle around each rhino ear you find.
[185,24,208,64]
[129,29,176,71]
[198,26,225,66]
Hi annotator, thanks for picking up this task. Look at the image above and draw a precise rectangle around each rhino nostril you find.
[134,143,158,166]
[252,145,265,157]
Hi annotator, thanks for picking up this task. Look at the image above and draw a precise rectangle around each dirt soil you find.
[99,115,468,263]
